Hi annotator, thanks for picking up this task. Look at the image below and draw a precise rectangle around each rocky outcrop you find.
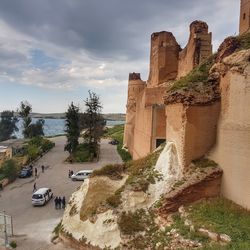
[209,49,250,209]
[164,80,220,106]
[158,167,222,214]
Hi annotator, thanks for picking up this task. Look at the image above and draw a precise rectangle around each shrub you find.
[92,164,125,180]
[192,158,218,169]
[41,139,55,152]
[0,159,18,182]
[118,210,145,235]
[9,240,17,248]
[26,144,40,162]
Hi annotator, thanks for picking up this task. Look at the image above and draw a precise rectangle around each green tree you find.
[0,110,19,141]
[26,119,45,137]
[82,91,105,157]
[19,101,44,138]
[0,159,18,182]
[19,101,32,138]
[64,102,80,155]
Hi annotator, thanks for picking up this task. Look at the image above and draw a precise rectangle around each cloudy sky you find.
[0,0,239,114]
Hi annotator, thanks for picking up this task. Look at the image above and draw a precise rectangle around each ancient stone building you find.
[124,21,212,159]
[239,0,250,34]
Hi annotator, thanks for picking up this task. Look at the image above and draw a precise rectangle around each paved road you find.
[0,137,122,250]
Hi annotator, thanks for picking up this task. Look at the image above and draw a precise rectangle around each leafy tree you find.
[0,110,19,141]
[0,159,18,182]
[64,102,80,155]
[26,119,45,137]
[19,101,44,138]
[82,91,105,157]
[19,101,32,138]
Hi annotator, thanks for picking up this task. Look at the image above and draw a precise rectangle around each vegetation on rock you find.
[92,164,125,180]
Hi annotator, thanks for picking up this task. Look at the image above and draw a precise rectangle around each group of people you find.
[54,196,66,209]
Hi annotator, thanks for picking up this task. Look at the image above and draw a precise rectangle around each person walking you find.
[54,197,58,209]
[58,197,62,209]
[33,182,37,193]
[68,169,71,178]
[70,170,74,177]
[62,196,66,209]
[41,165,45,173]
[35,167,38,177]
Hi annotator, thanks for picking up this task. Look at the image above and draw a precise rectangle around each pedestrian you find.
[35,167,38,177]
[70,170,74,176]
[68,169,71,178]
[58,196,62,209]
[54,196,58,209]
[62,196,66,209]
[33,182,37,193]
[41,165,45,173]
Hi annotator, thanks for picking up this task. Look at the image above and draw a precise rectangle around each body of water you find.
[14,118,125,139]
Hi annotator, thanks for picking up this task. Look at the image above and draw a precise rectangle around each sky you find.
[0,0,239,114]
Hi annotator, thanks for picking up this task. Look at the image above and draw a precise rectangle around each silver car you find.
[71,170,93,181]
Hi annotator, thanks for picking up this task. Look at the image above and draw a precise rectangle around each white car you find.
[71,170,93,181]
[32,188,53,206]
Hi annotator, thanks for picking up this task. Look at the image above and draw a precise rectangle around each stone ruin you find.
[124,0,250,210]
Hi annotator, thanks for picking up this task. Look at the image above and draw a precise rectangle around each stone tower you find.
[178,21,212,78]
[240,0,250,34]
[123,73,146,154]
[148,32,181,87]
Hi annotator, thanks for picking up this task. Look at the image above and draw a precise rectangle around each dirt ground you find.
[0,136,122,250]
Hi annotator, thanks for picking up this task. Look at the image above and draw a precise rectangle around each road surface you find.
[0,136,122,250]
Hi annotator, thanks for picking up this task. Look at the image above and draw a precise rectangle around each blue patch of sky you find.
[29,49,62,70]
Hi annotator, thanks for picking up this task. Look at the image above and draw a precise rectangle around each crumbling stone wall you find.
[148,32,180,86]
[239,0,250,35]
[178,21,212,78]
[123,73,146,155]
[124,21,212,160]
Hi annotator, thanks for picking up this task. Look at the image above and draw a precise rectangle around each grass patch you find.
[106,186,124,208]
[172,213,209,243]
[188,198,250,249]
[92,164,125,180]
[125,149,163,192]
[192,158,218,169]
[80,178,120,221]
[68,143,94,163]
[104,125,132,162]
[170,55,216,92]
[237,32,250,51]
[118,209,149,235]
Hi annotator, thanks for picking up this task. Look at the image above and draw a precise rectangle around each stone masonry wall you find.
[239,0,250,35]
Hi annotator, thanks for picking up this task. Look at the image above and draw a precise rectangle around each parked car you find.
[71,170,93,181]
[32,188,53,206]
[19,166,33,178]
[109,139,119,145]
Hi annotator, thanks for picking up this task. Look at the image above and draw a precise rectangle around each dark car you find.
[19,167,33,178]
[109,139,119,145]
